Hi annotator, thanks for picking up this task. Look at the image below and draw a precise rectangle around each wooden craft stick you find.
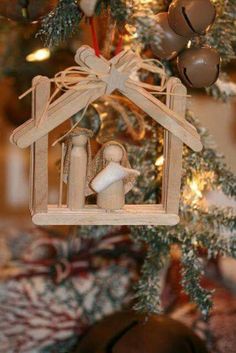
[10,73,104,147]
[29,78,37,213]
[124,83,202,152]
[10,45,202,157]
[32,76,51,213]
[73,47,195,139]
[109,48,131,65]
[10,75,50,145]
[72,46,202,151]
[12,87,104,148]
[32,204,179,226]
[75,45,139,79]
[112,50,140,72]
[10,90,82,146]
[75,46,110,72]
[162,78,173,209]
[58,142,65,207]
[10,118,34,145]
[163,77,186,214]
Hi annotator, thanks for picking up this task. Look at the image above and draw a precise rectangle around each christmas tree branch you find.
[37,0,83,47]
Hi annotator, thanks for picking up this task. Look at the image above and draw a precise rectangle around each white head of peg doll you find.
[103,144,124,163]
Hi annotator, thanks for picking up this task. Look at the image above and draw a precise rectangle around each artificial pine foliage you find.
[203,0,236,63]
[127,112,236,316]
[76,110,236,317]
[37,0,83,47]
[110,0,133,24]
[37,0,236,57]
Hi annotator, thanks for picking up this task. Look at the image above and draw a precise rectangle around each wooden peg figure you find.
[63,128,93,210]
[90,141,140,210]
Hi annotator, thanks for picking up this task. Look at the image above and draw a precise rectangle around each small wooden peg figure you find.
[90,141,140,210]
[63,128,93,210]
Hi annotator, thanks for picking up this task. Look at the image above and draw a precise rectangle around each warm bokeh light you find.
[26,48,51,62]
[184,172,215,206]
[189,179,203,199]
[155,155,164,167]
[183,177,203,206]
[187,40,192,48]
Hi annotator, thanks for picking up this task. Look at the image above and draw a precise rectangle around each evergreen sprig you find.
[181,244,213,317]
[37,0,83,47]
[203,0,236,63]
[37,0,236,65]
[129,111,236,316]
[133,244,169,313]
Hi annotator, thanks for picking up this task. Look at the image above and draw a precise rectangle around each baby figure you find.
[90,141,140,210]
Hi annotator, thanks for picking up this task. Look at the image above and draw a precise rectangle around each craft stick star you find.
[100,63,130,95]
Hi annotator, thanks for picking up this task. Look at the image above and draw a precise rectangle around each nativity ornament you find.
[10,45,202,226]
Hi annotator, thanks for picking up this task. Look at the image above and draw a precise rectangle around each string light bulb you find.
[26,48,51,62]
[184,172,215,206]
[155,155,164,167]
[187,40,192,48]
[189,179,203,199]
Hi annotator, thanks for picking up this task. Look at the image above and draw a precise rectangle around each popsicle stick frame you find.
[10,46,202,226]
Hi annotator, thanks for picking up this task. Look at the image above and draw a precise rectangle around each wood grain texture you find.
[11,46,202,153]
[9,46,200,226]
[32,76,50,213]
[67,135,88,210]
[124,83,202,152]
[14,87,105,148]
[97,180,125,210]
[32,204,179,226]
[163,77,186,214]
[58,142,65,207]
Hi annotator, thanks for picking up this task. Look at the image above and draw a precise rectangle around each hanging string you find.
[115,33,124,55]
[89,17,100,57]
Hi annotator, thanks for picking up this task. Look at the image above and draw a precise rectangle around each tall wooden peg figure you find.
[90,141,140,210]
[63,128,93,210]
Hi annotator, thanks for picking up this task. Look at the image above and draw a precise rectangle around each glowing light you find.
[125,23,138,38]
[187,40,192,48]
[100,112,108,118]
[26,48,51,62]
[155,155,164,167]
[189,180,203,199]
[184,172,215,206]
